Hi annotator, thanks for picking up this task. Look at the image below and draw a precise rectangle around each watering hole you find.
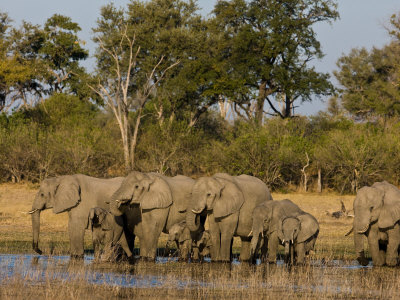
[0,254,374,291]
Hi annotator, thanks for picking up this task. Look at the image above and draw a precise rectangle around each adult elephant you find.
[110,171,194,260]
[249,199,304,263]
[186,173,273,262]
[350,181,400,267]
[29,174,126,258]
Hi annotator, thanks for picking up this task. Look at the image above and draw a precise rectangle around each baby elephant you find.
[89,207,132,261]
[279,213,319,265]
[166,221,211,261]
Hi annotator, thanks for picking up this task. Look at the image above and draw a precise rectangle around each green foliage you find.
[335,44,400,120]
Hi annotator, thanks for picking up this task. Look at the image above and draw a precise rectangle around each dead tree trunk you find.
[317,168,322,193]
[301,152,310,192]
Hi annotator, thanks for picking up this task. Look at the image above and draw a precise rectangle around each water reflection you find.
[0,254,372,290]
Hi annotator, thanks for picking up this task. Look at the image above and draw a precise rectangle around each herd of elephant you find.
[28,171,400,267]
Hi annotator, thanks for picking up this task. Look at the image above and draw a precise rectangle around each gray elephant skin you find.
[166,220,210,261]
[89,207,133,261]
[250,199,304,263]
[110,171,194,260]
[351,181,400,266]
[279,213,319,265]
[186,173,273,262]
[29,174,127,258]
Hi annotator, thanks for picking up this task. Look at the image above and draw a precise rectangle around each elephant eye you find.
[370,207,373,212]
[207,193,211,197]
[40,193,45,197]
[135,185,139,189]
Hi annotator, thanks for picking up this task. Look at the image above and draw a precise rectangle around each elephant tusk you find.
[282,239,285,244]
[191,209,203,214]
[27,209,39,214]
[345,227,354,236]
[248,230,253,237]
[357,225,369,234]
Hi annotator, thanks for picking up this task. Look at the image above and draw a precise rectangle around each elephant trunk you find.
[110,198,123,217]
[249,233,259,260]
[31,210,42,255]
[186,210,200,232]
[284,241,292,264]
[353,213,370,266]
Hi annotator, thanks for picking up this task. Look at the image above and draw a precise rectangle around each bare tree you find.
[90,26,179,171]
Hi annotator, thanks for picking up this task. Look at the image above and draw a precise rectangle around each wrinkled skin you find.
[352,181,400,267]
[166,220,205,261]
[249,199,304,264]
[280,214,319,265]
[111,172,194,260]
[30,174,130,258]
[186,173,273,262]
[89,207,132,261]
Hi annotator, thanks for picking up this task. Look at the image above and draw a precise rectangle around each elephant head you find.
[279,216,301,264]
[30,176,81,255]
[186,176,244,232]
[279,213,319,264]
[249,202,273,258]
[166,221,190,250]
[353,181,400,265]
[89,207,112,231]
[110,172,173,216]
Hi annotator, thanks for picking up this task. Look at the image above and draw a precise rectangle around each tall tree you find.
[91,4,179,171]
[334,43,400,121]
[211,0,338,122]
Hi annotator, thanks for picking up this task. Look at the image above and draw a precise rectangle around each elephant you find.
[350,181,400,267]
[249,199,305,264]
[88,207,133,261]
[29,174,129,258]
[166,220,210,261]
[110,171,195,260]
[279,213,319,265]
[195,230,212,261]
[186,173,273,262]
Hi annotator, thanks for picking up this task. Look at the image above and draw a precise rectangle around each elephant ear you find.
[378,188,400,229]
[213,178,244,219]
[140,175,173,210]
[53,176,80,214]
[297,214,319,243]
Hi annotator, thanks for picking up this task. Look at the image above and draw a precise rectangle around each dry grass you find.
[0,183,397,300]
[0,184,356,257]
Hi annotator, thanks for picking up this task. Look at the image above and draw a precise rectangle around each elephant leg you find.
[208,217,221,261]
[180,240,190,261]
[141,211,166,260]
[267,231,279,263]
[240,237,251,261]
[368,226,385,266]
[69,222,85,258]
[68,212,85,258]
[93,237,100,260]
[386,224,400,266]
[295,242,305,265]
[219,213,237,262]
[261,236,268,263]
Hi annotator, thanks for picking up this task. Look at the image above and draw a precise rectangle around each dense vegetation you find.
[1,0,400,193]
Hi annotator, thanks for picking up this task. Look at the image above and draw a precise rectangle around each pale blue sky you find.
[2,0,400,115]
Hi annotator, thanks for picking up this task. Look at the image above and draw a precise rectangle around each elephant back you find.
[234,175,272,237]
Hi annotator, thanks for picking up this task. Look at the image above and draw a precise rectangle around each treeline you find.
[1,1,400,193]
[1,95,400,193]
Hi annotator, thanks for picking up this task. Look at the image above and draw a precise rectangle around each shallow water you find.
[0,254,372,289]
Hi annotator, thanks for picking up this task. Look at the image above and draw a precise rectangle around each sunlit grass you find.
[0,183,395,299]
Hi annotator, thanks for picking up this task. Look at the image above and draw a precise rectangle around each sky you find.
[2,0,400,115]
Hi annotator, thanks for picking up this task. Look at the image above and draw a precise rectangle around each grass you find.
[1,183,386,300]
[0,183,356,258]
